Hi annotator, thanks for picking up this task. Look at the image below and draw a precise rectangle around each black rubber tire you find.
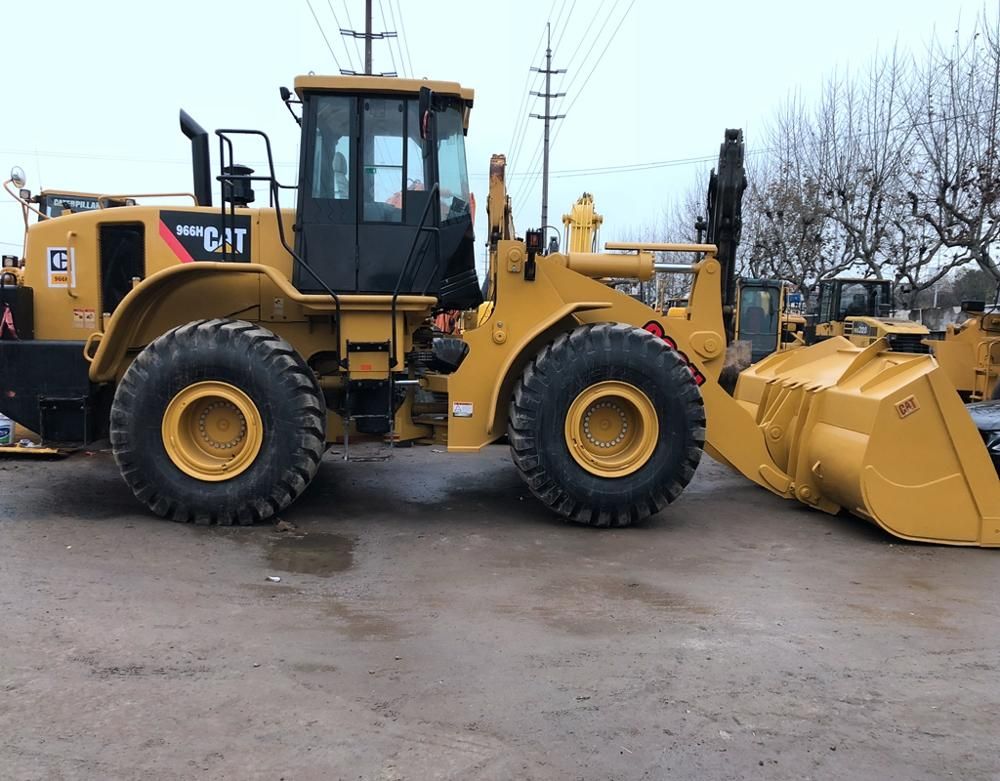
[508,323,705,527]
[110,319,326,525]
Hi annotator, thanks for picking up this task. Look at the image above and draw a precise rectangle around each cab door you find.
[294,93,359,293]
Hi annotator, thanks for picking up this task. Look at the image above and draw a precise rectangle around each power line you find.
[508,71,545,173]
[506,22,550,172]
[513,0,635,217]
[552,0,635,148]
[305,0,344,72]
[552,0,579,53]
[528,23,566,232]
[326,0,357,71]
[384,0,408,77]
[338,0,398,76]
[510,1,619,205]
[377,0,400,78]
[340,0,365,69]
[393,0,415,77]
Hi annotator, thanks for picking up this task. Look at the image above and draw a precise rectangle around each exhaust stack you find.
[179,109,212,207]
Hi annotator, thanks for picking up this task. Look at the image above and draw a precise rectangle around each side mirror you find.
[279,86,292,102]
[9,166,25,188]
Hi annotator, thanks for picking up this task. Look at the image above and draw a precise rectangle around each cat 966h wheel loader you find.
[0,75,997,543]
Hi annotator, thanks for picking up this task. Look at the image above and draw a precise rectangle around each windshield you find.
[838,281,890,319]
[739,284,781,358]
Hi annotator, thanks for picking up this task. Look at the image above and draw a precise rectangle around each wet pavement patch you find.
[266,533,355,577]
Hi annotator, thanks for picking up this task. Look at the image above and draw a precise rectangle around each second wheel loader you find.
[0,75,997,545]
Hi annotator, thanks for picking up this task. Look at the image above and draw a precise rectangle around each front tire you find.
[508,323,705,527]
[110,319,326,525]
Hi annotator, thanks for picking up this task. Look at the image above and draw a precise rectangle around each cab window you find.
[437,106,471,222]
[311,96,353,200]
[363,98,405,223]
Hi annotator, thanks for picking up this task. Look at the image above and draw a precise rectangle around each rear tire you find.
[110,319,326,525]
[508,323,705,527]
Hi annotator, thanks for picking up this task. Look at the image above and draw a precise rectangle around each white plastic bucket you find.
[0,413,11,446]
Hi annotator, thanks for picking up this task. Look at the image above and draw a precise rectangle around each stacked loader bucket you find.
[735,337,1000,546]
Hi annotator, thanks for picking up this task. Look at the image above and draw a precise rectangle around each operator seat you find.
[332,152,349,200]
[743,305,766,334]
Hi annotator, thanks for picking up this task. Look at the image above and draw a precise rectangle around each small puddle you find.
[267,533,355,577]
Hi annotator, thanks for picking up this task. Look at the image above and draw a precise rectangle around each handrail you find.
[65,231,78,299]
[214,127,346,365]
[96,192,197,208]
[390,183,442,369]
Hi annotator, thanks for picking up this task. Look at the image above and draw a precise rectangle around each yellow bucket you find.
[735,337,1000,546]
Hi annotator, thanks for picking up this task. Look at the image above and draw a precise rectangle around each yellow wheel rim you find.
[564,381,659,478]
[161,381,263,482]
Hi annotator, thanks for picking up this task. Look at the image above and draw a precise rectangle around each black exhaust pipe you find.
[179,109,213,207]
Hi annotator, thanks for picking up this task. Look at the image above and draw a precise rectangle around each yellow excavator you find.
[0,78,996,545]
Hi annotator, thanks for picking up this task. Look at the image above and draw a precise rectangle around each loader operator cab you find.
[817,278,892,324]
[734,279,783,362]
[291,76,481,309]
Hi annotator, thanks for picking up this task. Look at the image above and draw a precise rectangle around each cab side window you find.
[311,96,353,201]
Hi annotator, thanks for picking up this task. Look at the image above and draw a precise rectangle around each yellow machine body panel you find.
[736,337,1000,545]
[815,315,930,348]
[929,312,1000,401]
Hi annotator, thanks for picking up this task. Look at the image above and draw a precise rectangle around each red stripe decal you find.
[159,219,194,264]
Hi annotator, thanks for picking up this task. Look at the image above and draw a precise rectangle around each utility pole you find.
[340,0,397,77]
[529,23,565,234]
[364,0,373,75]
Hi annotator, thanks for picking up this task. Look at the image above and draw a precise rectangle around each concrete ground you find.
[0,444,998,781]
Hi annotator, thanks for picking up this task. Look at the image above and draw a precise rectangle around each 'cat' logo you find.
[174,224,248,255]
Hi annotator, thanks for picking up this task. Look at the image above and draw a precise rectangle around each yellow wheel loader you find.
[925,302,1000,402]
[0,76,997,544]
[810,277,931,352]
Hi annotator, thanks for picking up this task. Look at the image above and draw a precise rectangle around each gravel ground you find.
[1,445,998,780]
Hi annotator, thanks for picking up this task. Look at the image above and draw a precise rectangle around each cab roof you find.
[294,74,474,104]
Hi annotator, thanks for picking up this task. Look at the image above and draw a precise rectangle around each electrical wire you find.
[325,0,357,72]
[552,0,578,53]
[340,0,365,70]
[377,0,399,76]
[393,0,415,78]
[512,1,635,220]
[306,0,344,72]
[384,0,408,77]
[506,21,550,172]
[509,1,620,204]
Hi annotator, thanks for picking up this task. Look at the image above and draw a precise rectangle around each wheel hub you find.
[162,381,263,482]
[564,381,658,477]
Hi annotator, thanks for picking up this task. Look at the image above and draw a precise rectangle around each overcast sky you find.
[0,0,988,275]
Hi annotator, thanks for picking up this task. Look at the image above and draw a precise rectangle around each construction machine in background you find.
[928,302,1000,401]
[0,75,996,545]
[733,278,806,362]
[562,193,603,253]
[810,277,931,352]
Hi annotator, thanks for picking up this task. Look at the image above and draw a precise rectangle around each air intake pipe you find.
[179,109,213,207]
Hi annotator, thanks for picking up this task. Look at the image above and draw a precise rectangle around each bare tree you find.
[906,13,1000,285]
[814,50,917,283]
[741,97,849,301]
